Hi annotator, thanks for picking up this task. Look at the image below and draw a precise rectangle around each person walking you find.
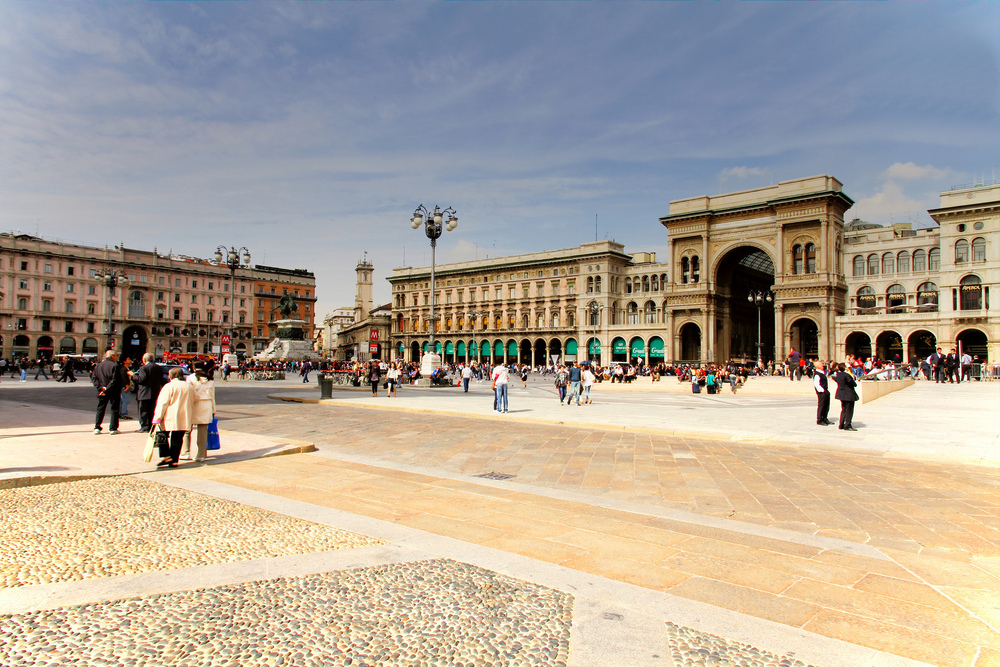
[57,356,76,382]
[18,357,29,382]
[92,350,123,435]
[33,358,50,380]
[181,363,216,463]
[581,362,596,404]
[152,367,195,468]
[786,348,801,381]
[118,356,136,421]
[554,365,568,404]
[133,353,165,433]
[386,362,400,397]
[832,362,859,431]
[367,362,381,397]
[565,361,582,406]
[492,362,510,413]
[301,361,312,384]
[813,360,833,426]
[461,363,473,393]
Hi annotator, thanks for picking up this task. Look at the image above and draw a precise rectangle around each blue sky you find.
[1,2,998,317]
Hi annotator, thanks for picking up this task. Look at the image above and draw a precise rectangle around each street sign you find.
[369,329,379,341]
[369,343,379,353]
[221,334,231,345]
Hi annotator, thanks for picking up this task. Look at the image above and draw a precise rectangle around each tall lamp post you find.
[588,301,604,365]
[747,290,773,366]
[96,269,127,352]
[467,309,485,363]
[214,246,251,359]
[410,205,457,377]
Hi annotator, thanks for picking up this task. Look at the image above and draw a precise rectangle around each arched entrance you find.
[587,337,601,364]
[565,338,579,362]
[845,332,872,360]
[629,336,645,366]
[648,336,665,365]
[907,330,936,362]
[548,339,562,365]
[957,329,988,361]
[36,335,54,360]
[679,323,701,363]
[13,334,30,359]
[82,337,100,355]
[875,330,903,363]
[59,337,77,355]
[714,246,776,362]
[410,341,420,362]
[789,318,818,359]
[122,325,148,364]
[519,338,532,365]
[610,337,627,363]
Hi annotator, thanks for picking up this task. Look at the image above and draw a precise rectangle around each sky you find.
[2,2,998,319]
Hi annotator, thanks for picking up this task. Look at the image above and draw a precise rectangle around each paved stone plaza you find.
[0,376,998,666]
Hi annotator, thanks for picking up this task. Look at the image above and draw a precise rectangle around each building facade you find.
[333,258,390,361]
[387,176,997,366]
[250,265,317,354]
[0,234,254,362]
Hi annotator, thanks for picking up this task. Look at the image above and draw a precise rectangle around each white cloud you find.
[719,166,767,181]
[883,162,955,181]
[851,180,933,226]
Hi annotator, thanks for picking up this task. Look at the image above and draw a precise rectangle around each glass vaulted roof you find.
[737,250,774,275]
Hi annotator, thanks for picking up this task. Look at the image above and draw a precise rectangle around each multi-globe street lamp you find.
[747,290,773,366]
[214,246,251,359]
[587,301,604,364]
[410,205,457,374]
[466,309,485,363]
[95,269,127,352]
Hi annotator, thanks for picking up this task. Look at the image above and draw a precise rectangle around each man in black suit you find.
[92,350,122,435]
[931,347,946,383]
[832,362,860,431]
[946,348,960,384]
[133,352,166,433]
[813,360,833,425]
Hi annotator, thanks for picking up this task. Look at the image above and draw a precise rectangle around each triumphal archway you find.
[659,175,853,364]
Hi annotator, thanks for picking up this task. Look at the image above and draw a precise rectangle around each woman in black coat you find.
[832,362,860,431]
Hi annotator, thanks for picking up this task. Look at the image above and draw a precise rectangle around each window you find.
[595,276,602,293]
[804,244,815,273]
[972,237,986,262]
[191,295,198,304]
[642,276,649,292]
[42,299,51,312]
[64,321,74,333]
[191,310,199,321]
[551,282,559,296]
[681,258,690,284]
[192,280,198,289]
[956,239,969,264]
[913,249,926,272]
[568,281,575,295]
[882,252,894,275]
[19,279,28,289]
[207,296,214,305]
[651,275,659,291]
[88,285,96,295]
[222,312,229,323]
[41,319,51,332]
[175,279,181,287]
[239,314,245,324]
[886,284,906,314]
[157,308,165,319]
[917,282,938,311]
[64,301,74,313]
[17,297,27,310]
[87,303,96,314]
[852,255,865,277]
[587,277,594,293]
[551,313,560,328]
[792,245,803,275]
[43,281,52,291]
[536,313,544,328]
[960,276,983,310]
[928,248,940,271]
[625,278,633,294]
[867,254,879,276]
[20,261,28,271]
[158,276,165,285]
[691,256,700,283]
[897,251,910,273]
[174,309,181,320]
[87,322,95,333]
[67,267,74,276]
[208,282,214,290]
[66,283,74,293]
[857,286,876,311]
[644,301,656,324]
[44,263,52,274]
[627,302,639,325]
[174,294,180,303]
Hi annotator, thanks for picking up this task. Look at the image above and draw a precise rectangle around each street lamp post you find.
[96,270,127,352]
[588,301,604,365]
[410,205,457,378]
[467,309,485,363]
[214,246,251,360]
[747,290,773,366]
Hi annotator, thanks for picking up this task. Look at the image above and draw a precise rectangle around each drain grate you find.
[476,472,516,481]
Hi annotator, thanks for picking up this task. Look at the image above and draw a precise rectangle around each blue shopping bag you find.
[206,417,221,451]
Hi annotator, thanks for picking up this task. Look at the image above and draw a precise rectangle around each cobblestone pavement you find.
[0,559,573,667]
[0,476,381,587]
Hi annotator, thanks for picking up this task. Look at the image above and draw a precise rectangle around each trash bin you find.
[318,374,333,400]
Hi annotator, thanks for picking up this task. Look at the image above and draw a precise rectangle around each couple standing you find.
[813,360,859,431]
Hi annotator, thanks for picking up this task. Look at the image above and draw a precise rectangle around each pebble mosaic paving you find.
[0,559,573,667]
[665,622,816,667]
[0,476,383,588]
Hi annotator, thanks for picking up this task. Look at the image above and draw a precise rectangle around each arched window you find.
[972,237,986,262]
[882,252,894,275]
[595,276,602,293]
[625,278,633,294]
[567,311,575,327]
[691,256,700,283]
[627,302,639,325]
[642,276,649,292]
[587,277,594,293]
[928,247,940,271]
[867,254,879,276]
[661,300,669,323]
[644,301,656,324]
[681,257,690,284]
[610,303,618,325]
[792,245,803,275]
[913,249,926,272]
[960,275,983,310]
[853,255,865,277]
[660,273,668,288]
[651,275,659,291]
[128,291,146,318]
[521,314,528,329]
[917,282,938,312]
[551,313,560,328]
[186,341,198,353]
[857,286,876,311]
[805,243,816,273]
[956,239,969,264]
[897,250,910,273]
[886,284,907,314]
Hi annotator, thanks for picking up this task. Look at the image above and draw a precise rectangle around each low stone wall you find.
[859,378,913,404]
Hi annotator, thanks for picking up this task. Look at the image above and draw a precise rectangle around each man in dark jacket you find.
[92,350,122,435]
[133,352,166,433]
[946,348,960,384]
[832,362,859,431]
[813,360,833,425]
[930,348,946,383]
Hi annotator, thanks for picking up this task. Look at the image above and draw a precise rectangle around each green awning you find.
[456,341,465,355]
[482,340,491,355]
[494,340,504,355]
[445,341,454,353]
[648,337,665,356]
[507,340,518,355]
[423,342,429,353]
[565,339,578,355]
[612,338,627,354]
[435,341,442,354]
[630,339,645,357]
[588,338,601,354]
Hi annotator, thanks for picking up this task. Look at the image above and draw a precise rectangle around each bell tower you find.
[355,252,374,323]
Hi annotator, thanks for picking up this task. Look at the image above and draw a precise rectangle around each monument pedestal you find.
[414,352,443,387]
[253,318,323,362]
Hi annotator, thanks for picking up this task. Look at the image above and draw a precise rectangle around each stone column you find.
[775,303,785,361]
[667,310,675,363]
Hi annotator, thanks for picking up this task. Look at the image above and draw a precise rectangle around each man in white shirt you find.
[461,364,473,392]
[813,360,833,426]
[491,363,510,413]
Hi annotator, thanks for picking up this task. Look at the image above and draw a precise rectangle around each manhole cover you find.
[476,472,515,481]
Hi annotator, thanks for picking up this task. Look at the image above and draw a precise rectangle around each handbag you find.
[142,429,157,462]
[206,417,221,451]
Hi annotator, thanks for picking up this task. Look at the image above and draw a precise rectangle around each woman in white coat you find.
[152,367,194,468]
[184,363,216,462]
